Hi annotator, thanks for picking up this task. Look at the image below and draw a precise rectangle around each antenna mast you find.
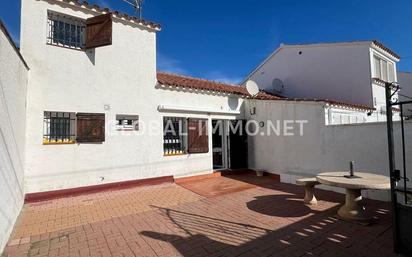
[121,0,144,19]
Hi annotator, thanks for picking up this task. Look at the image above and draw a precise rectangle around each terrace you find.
[3,173,395,257]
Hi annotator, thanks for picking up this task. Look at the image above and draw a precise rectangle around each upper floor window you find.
[47,11,113,51]
[47,11,85,49]
[373,55,395,82]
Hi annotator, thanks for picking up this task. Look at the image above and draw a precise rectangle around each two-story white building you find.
[20,0,252,195]
[242,41,401,123]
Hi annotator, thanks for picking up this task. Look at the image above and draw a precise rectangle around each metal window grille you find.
[47,11,85,49]
[163,117,186,155]
[43,111,76,143]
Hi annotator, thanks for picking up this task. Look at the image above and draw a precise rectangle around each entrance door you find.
[229,120,248,169]
[212,120,226,169]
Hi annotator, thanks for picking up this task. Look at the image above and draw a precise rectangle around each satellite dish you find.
[245,80,260,97]
[272,78,284,93]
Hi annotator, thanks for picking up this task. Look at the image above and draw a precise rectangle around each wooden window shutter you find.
[85,13,112,49]
[76,113,105,143]
[188,119,209,154]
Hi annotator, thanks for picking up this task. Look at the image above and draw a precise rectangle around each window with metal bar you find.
[47,11,85,49]
[163,117,187,155]
[43,112,76,144]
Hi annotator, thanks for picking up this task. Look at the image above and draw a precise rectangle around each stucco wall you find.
[0,24,28,252]
[20,0,245,193]
[247,100,411,201]
[246,44,374,107]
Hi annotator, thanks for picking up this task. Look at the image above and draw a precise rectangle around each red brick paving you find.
[3,176,396,257]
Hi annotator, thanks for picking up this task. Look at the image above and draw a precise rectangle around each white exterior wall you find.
[246,44,374,107]
[247,100,412,201]
[245,43,400,123]
[0,25,28,252]
[20,0,244,193]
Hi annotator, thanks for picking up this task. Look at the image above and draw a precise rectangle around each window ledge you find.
[46,43,85,52]
[43,141,76,145]
[164,153,187,157]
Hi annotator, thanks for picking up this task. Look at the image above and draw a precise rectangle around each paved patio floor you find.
[3,175,395,257]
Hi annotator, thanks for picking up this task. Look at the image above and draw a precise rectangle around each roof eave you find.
[47,0,161,32]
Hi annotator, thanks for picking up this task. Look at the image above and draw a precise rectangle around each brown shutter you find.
[85,13,112,49]
[188,119,209,154]
[76,113,105,143]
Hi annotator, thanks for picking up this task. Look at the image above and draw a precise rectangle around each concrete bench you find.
[296,178,320,205]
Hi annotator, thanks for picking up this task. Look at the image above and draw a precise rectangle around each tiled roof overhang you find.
[372,40,400,60]
[46,0,161,31]
[157,72,375,112]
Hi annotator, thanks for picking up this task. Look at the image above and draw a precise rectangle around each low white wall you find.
[247,100,412,201]
[0,23,28,252]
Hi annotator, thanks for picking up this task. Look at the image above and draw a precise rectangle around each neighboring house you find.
[397,71,412,118]
[242,41,401,123]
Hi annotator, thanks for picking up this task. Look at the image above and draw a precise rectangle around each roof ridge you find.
[157,71,243,87]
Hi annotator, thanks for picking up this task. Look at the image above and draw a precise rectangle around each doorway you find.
[228,120,248,169]
[212,120,248,170]
[212,120,228,169]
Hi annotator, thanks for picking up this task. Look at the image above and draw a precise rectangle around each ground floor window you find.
[43,111,76,144]
[163,117,187,155]
[43,111,105,144]
[163,117,209,156]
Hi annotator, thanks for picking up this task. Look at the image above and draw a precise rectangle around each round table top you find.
[316,171,390,190]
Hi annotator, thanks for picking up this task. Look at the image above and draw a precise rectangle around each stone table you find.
[316,171,390,223]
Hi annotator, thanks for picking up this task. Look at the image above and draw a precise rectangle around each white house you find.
[20,0,253,195]
[242,41,401,123]
[1,0,410,253]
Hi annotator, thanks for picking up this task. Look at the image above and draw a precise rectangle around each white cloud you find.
[203,71,243,85]
[157,52,188,75]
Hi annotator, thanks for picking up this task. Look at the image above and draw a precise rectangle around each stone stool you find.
[296,178,320,205]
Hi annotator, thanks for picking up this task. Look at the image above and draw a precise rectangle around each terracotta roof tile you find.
[48,0,161,30]
[157,72,374,111]
[157,72,250,96]
[372,40,400,60]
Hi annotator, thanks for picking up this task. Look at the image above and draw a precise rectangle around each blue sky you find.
[1,0,412,84]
